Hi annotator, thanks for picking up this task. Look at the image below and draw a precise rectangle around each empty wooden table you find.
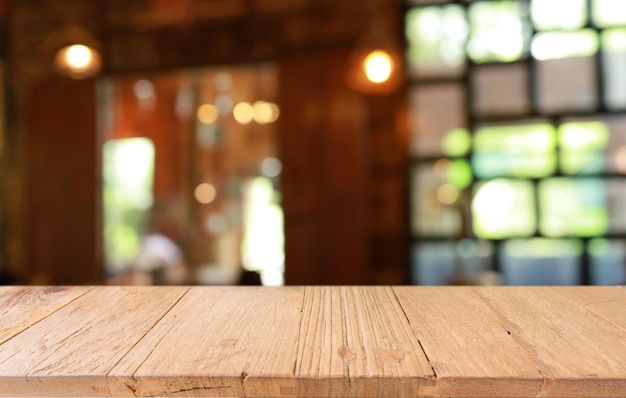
[0,286,625,397]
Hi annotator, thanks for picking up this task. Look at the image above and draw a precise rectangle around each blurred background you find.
[0,0,625,286]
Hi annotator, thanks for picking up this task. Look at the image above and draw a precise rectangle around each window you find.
[407,0,626,285]
[100,65,283,285]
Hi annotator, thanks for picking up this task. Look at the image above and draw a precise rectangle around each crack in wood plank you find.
[390,286,437,380]
[108,286,192,378]
[291,287,307,379]
[340,287,354,383]
[0,287,93,347]
[471,287,553,379]
[551,287,626,333]
[240,371,249,398]
[416,338,437,379]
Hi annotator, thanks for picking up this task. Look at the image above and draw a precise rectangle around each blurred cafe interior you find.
[0,0,625,286]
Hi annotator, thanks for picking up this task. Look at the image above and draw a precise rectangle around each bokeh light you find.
[233,102,254,124]
[197,104,219,124]
[261,157,282,177]
[194,183,217,204]
[253,101,274,124]
[363,50,393,83]
[134,80,155,100]
[55,44,102,79]
[437,184,459,205]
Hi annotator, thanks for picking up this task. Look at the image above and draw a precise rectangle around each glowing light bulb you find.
[363,50,393,84]
[55,44,101,79]
[66,45,92,68]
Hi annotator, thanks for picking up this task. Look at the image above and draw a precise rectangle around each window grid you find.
[406,0,626,285]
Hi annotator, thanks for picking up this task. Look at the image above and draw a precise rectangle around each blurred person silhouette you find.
[238,269,262,286]
[129,201,189,285]
[0,258,18,285]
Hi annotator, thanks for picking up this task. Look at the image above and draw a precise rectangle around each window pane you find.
[563,116,626,175]
[500,239,582,285]
[472,179,536,239]
[409,84,466,157]
[467,0,528,63]
[406,5,468,78]
[602,29,626,109]
[589,239,625,285]
[531,30,599,60]
[536,57,597,114]
[603,118,626,174]
[411,162,462,236]
[539,178,608,237]
[447,158,473,190]
[532,30,599,113]
[559,121,609,175]
[442,128,471,157]
[592,0,626,28]
[607,179,626,233]
[103,138,155,272]
[408,0,452,4]
[411,240,494,285]
[412,242,456,285]
[471,64,529,116]
[532,0,587,31]
[473,123,557,178]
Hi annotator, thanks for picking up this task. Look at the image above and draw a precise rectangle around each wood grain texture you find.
[295,286,434,397]
[0,286,91,345]
[552,286,626,331]
[393,286,544,397]
[1,286,626,397]
[474,286,626,397]
[110,286,304,397]
[0,286,189,397]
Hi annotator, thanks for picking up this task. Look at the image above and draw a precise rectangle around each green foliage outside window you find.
[559,121,609,175]
[473,124,557,178]
[539,178,608,237]
[103,138,155,272]
[467,1,527,63]
[405,5,467,73]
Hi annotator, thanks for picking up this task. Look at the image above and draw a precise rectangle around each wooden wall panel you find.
[23,77,100,284]
[279,48,369,285]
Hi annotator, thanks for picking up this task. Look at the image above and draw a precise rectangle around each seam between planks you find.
[389,286,438,380]
[292,286,308,378]
[470,287,550,397]
[551,288,626,334]
[105,286,193,378]
[340,287,354,384]
[0,286,95,347]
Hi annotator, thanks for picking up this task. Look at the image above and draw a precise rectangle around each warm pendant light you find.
[42,25,103,79]
[347,45,403,95]
[55,44,102,79]
[363,49,393,83]
[346,1,403,95]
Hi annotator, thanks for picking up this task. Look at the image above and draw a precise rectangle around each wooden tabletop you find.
[0,286,625,397]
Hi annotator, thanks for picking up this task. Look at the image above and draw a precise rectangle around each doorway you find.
[99,64,283,285]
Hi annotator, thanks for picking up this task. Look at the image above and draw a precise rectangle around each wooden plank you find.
[0,286,91,345]
[0,286,189,397]
[295,286,434,397]
[393,286,543,397]
[553,286,626,331]
[110,286,304,397]
[474,286,626,397]
[2,286,626,397]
